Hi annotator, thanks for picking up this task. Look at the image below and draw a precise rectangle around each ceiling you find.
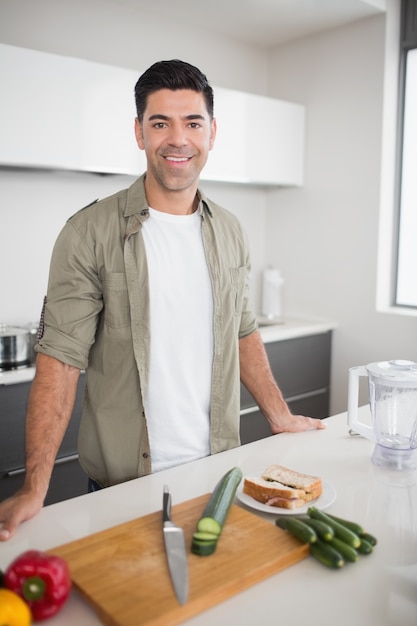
[110,0,386,48]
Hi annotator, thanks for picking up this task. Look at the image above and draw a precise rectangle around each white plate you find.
[236,479,337,516]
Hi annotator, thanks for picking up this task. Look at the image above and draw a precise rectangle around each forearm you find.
[239,331,289,425]
[23,353,80,500]
[239,331,325,434]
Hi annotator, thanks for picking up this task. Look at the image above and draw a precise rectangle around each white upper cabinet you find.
[0,44,305,186]
[0,44,145,175]
[202,87,305,186]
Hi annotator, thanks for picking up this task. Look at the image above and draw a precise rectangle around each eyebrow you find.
[148,114,207,121]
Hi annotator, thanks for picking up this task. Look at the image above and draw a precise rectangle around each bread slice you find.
[243,464,322,509]
[262,464,322,499]
[243,477,308,509]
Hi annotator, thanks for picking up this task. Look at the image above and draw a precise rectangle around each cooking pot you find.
[0,324,33,368]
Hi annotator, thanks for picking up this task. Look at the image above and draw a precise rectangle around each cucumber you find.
[329,537,358,563]
[307,507,361,549]
[302,518,334,542]
[357,538,373,555]
[324,513,364,536]
[275,517,317,544]
[310,540,345,569]
[361,532,377,547]
[316,511,378,547]
[200,467,242,529]
[191,467,242,557]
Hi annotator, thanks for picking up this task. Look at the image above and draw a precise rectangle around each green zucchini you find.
[310,540,345,569]
[307,507,361,549]
[275,517,317,544]
[329,537,358,563]
[302,518,334,542]
[314,511,378,547]
[191,467,242,556]
[357,538,373,555]
[361,532,377,547]
[324,513,364,536]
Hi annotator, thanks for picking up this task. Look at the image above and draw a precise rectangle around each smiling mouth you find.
[164,156,192,163]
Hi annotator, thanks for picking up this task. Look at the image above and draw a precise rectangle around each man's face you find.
[135,89,216,194]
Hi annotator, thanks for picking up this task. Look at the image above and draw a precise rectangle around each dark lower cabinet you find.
[0,373,87,505]
[240,332,332,444]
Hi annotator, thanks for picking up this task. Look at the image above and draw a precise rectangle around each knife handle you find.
[163,485,172,522]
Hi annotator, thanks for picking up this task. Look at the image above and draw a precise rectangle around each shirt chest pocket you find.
[102,273,130,328]
[229,266,247,315]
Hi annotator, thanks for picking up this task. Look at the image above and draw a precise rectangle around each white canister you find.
[261,268,284,319]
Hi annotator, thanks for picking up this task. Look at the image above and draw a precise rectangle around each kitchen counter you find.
[1,406,415,626]
[0,317,336,385]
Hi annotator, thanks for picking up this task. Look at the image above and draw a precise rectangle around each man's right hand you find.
[0,489,44,541]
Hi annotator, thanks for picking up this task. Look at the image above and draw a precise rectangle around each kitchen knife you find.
[162,485,189,605]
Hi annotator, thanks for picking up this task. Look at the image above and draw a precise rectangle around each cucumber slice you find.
[192,531,220,542]
[196,517,222,536]
[191,541,217,556]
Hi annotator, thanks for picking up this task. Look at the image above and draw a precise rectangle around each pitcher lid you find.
[367,359,417,382]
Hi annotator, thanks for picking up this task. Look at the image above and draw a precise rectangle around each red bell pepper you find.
[4,550,71,621]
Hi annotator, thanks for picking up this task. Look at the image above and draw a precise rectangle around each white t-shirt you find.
[142,207,213,472]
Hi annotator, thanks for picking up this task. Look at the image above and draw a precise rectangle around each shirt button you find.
[142,452,149,459]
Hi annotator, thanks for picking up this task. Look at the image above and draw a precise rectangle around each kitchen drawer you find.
[0,373,85,473]
[0,455,88,505]
[240,332,331,410]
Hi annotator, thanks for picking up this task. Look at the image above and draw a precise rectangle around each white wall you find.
[0,0,269,324]
[267,8,417,413]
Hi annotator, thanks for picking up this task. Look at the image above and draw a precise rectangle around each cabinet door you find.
[241,333,331,409]
[203,87,305,186]
[0,373,86,505]
[0,43,144,175]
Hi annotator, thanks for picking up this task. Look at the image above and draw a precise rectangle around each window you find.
[395,0,417,307]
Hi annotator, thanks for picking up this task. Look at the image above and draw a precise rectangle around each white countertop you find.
[0,317,337,385]
[258,315,337,343]
[1,406,415,626]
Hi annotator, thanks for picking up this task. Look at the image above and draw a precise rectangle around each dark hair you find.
[134,59,214,123]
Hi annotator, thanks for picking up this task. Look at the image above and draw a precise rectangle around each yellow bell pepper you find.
[0,588,32,625]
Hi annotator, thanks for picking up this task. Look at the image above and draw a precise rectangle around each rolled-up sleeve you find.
[36,220,103,369]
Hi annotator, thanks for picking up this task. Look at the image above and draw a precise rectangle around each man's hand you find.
[0,489,44,541]
[268,410,326,434]
[0,354,80,541]
[239,331,327,435]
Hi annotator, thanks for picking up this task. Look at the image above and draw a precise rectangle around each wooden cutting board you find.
[49,494,308,626]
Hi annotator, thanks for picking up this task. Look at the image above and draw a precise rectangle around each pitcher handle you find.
[347,366,374,439]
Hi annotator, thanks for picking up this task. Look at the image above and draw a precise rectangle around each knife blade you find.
[162,485,189,605]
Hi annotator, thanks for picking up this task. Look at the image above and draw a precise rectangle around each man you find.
[0,60,324,541]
